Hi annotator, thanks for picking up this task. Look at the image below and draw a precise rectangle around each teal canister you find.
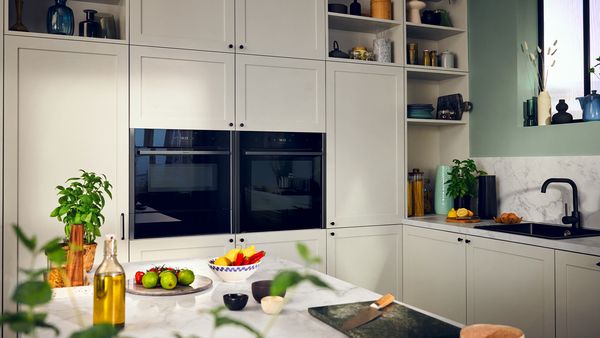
[434,165,453,215]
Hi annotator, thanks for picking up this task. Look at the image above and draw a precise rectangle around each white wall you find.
[476,156,600,230]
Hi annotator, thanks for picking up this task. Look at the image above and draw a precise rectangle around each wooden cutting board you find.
[446,217,481,224]
[308,301,460,338]
[126,275,212,296]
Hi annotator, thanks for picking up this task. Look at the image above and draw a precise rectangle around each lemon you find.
[242,245,256,258]
[467,210,474,217]
[224,248,241,262]
[457,208,469,218]
[214,257,231,266]
[447,208,457,218]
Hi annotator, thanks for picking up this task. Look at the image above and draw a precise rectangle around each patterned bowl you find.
[207,257,261,283]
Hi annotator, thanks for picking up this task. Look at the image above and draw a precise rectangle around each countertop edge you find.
[403,216,600,257]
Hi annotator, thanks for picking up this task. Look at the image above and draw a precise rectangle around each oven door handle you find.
[243,151,323,156]
[138,150,230,156]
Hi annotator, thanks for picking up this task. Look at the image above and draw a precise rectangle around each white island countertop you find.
[405,215,600,256]
[44,257,460,338]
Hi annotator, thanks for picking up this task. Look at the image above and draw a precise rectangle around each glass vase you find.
[47,0,74,35]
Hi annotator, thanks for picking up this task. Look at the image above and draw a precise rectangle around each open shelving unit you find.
[5,0,129,43]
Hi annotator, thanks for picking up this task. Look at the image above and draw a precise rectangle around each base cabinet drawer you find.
[129,235,234,262]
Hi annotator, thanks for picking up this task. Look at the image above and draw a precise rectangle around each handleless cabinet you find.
[326,62,405,228]
[403,226,467,324]
[238,229,326,273]
[236,0,325,59]
[4,36,130,274]
[130,0,235,52]
[130,46,235,130]
[236,55,325,132]
[326,225,402,297]
[556,251,600,338]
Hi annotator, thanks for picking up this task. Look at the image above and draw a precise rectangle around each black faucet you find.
[541,178,581,229]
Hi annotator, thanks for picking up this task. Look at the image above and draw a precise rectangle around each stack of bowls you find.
[407,104,435,119]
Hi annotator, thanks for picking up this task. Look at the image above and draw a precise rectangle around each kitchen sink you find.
[474,223,600,240]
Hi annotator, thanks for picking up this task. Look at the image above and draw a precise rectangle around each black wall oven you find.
[131,129,324,239]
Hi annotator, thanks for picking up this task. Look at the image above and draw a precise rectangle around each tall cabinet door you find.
[130,46,235,130]
[326,62,405,227]
[466,236,555,338]
[326,225,402,297]
[403,226,467,324]
[130,0,235,52]
[236,55,325,132]
[4,36,129,274]
[556,251,600,338]
[236,0,325,59]
[239,229,326,273]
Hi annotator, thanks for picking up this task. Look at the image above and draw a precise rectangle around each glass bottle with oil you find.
[93,234,125,328]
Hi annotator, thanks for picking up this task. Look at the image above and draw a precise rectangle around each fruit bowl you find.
[208,257,261,283]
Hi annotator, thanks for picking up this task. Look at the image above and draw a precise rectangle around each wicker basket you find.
[371,0,392,20]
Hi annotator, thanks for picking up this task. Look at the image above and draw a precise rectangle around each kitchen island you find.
[43,257,461,338]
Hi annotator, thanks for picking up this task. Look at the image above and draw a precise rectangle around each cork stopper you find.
[104,234,117,256]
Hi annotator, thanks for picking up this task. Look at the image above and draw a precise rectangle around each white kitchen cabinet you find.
[130,46,235,130]
[236,0,325,59]
[130,0,235,52]
[466,236,555,338]
[236,55,325,132]
[238,229,326,273]
[3,36,129,272]
[129,234,235,262]
[326,62,405,228]
[403,226,467,324]
[556,251,600,338]
[327,225,402,297]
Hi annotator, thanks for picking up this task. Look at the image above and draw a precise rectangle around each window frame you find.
[538,0,592,96]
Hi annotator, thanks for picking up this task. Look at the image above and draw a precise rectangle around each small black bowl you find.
[328,3,348,14]
[251,280,286,303]
[223,293,249,311]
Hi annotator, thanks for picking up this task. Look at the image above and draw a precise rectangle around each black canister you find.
[477,175,498,219]
[79,9,100,37]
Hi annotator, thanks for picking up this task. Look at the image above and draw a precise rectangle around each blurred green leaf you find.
[271,271,302,296]
[69,324,120,338]
[209,307,263,338]
[13,224,36,251]
[12,281,52,306]
[0,312,59,336]
[305,275,332,290]
[296,243,310,263]
[42,239,67,266]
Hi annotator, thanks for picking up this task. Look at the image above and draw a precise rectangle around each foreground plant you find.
[0,225,120,338]
[591,56,600,80]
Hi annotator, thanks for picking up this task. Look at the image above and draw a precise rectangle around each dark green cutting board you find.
[308,301,460,338]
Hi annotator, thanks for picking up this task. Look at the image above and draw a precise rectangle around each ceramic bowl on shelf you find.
[328,3,348,14]
[207,258,261,283]
[407,104,435,119]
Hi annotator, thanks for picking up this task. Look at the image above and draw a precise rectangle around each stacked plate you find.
[407,104,435,119]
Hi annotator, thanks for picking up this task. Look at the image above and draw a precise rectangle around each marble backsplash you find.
[474,156,600,230]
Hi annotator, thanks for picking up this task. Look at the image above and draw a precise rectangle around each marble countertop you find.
[43,257,460,338]
[404,215,600,256]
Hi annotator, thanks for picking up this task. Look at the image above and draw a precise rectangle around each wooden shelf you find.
[405,65,468,80]
[328,13,402,34]
[5,30,127,45]
[405,22,465,40]
[326,57,403,67]
[407,118,467,126]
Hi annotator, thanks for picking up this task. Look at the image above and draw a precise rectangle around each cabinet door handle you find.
[596,261,600,267]
[120,213,125,240]
[229,238,234,243]
[239,123,245,127]
[239,238,245,243]
[228,122,234,127]
[457,238,463,242]
[239,44,245,49]
[228,44,234,49]
[330,232,335,236]
[330,222,335,226]
[465,239,471,244]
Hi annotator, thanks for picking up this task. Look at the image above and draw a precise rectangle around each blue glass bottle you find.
[47,0,74,35]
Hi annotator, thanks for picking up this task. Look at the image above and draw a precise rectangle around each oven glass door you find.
[133,131,231,239]
[239,152,323,232]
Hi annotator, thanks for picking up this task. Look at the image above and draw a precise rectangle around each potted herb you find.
[446,159,486,209]
[50,170,112,274]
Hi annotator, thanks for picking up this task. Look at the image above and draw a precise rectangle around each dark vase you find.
[551,99,573,124]
[477,175,498,219]
[349,0,361,15]
[47,0,74,35]
[79,9,100,37]
[454,196,472,210]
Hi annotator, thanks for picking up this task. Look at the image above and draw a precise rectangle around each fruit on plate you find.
[142,271,158,289]
[135,271,145,285]
[160,271,178,290]
[447,208,457,218]
[214,246,266,267]
[494,212,523,224]
[456,208,469,218]
[177,269,195,286]
[135,265,196,289]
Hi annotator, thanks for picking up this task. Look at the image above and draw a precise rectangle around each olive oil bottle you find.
[93,234,125,328]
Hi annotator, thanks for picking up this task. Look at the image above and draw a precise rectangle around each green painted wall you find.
[469,0,600,157]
